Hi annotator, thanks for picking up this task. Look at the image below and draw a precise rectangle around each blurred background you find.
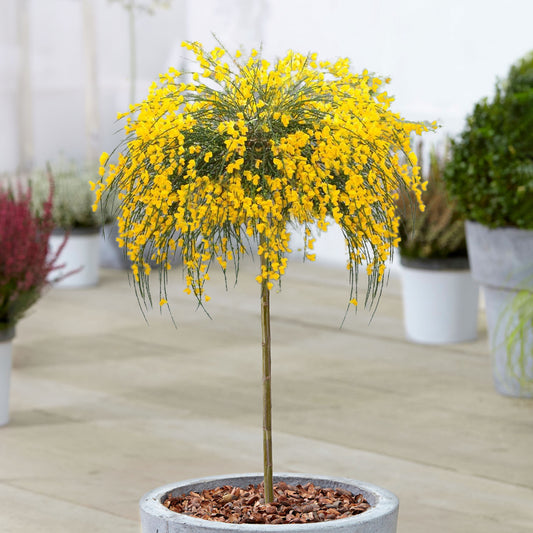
[1,0,532,267]
[2,0,533,173]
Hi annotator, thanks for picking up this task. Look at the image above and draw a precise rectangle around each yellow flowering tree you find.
[93,41,435,503]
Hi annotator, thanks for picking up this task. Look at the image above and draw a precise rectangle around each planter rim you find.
[140,473,399,531]
[52,226,101,236]
[399,255,470,271]
[0,326,15,342]
[465,220,533,234]
[465,220,533,289]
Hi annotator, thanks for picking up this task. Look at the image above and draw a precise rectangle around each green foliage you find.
[497,284,533,394]
[397,141,467,260]
[444,50,533,229]
[32,160,115,230]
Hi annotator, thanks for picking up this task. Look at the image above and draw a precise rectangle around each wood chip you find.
[163,481,370,524]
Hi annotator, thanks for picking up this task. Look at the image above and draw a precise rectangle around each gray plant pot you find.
[100,221,130,270]
[140,473,399,533]
[465,221,533,397]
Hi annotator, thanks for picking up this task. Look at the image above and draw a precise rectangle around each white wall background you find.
[1,0,532,265]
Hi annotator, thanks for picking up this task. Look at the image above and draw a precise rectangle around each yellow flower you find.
[94,40,435,310]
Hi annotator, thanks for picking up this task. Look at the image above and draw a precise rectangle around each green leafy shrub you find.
[397,141,467,260]
[497,283,533,394]
[444,51,533,229]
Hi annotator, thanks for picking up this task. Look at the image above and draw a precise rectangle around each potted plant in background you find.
[496,280,533,396]
[0,179,66,426]
[396,141,479,344]
[444,50,533,397]
[32,159,115,288]
[93,41,436,531]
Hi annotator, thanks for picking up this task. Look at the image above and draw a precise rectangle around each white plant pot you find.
[0,328,15,427]
[49,228,101,288]
[140,473,399,532]
[400,257,479,344]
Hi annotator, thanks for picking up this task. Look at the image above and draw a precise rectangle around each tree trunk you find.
[260,252,274,504]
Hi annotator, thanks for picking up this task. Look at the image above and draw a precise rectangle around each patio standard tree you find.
[93,41,435,504]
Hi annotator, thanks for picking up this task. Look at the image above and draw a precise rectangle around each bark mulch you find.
[163,481,370,525]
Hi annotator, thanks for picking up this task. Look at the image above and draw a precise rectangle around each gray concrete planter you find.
[465,221,533,397]
[140,473,399,532]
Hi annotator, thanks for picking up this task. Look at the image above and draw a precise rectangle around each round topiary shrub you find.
[444,51,533,229]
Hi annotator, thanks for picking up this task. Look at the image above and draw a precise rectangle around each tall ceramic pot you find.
[400,256,479,344]
[0,327,15,426]
[140,473,399,533]
[465,221,533,397]
[49,227,101,288]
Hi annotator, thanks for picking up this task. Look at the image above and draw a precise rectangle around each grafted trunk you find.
[260,250,273,504]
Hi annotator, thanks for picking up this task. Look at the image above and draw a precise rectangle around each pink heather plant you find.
[0,181,67,333]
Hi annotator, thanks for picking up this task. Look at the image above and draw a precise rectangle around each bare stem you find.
[260,251,274,504]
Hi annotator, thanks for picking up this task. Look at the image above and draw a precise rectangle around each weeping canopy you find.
[93,41,435,311]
